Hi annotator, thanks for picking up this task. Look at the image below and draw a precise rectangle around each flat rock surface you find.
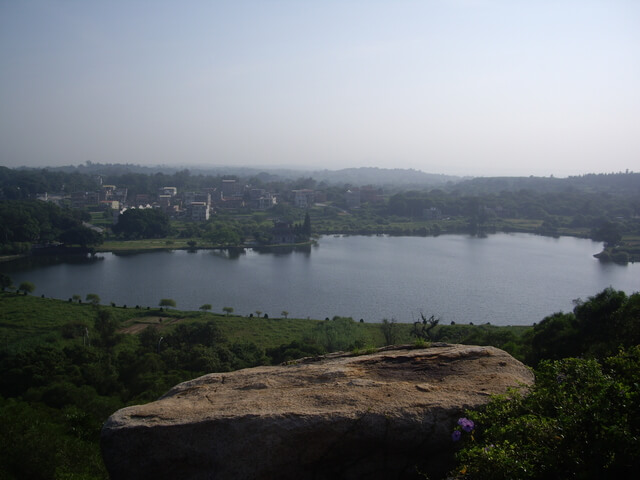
[102,344,533,480]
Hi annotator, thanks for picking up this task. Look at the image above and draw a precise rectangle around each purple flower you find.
[458,417,475,433]
[452,430,462,442]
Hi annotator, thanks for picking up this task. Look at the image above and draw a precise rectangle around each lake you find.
[2,233,639,325]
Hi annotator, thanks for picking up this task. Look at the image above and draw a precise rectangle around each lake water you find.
[2,234,639,325]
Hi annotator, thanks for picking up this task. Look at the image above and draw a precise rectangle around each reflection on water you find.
[253,244,312,256]
[208,248,246,260]
[1,253,104,272]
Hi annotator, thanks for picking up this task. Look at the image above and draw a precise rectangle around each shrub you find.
[451,348,640,479]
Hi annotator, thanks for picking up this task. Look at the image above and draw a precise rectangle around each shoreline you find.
[3,230,635,265]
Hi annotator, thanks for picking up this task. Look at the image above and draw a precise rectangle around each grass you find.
[97,237,203,252]
[1,293,534,356]
[89,211,112,227]
[0,292,145,351]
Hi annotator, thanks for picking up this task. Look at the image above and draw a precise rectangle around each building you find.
[221,179,242,199]
[360,186,383,204]
[100,185,116,201]
[159,186,177,197]
[70,191,99,208]
[423,207,442,220]
[292,189,315,208]
[345,189,361,209]
[112,187,128,205]
[249,189,276,210]
[184,191,211,207]
[190,202,210,221]
[134,194,151,207]
[272,221,296,244]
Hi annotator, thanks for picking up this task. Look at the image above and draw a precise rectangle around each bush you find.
[451,347,640,479]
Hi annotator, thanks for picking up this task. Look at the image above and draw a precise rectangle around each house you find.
[190,202,210,221]
[345,189,361,209]
[159,186,177,197]
[423,207,442,220]
[272,221,296,244]
[292,189,315,208]
[100,185,116,201]
[184,191,211,207]
[134,194,151,206]
[360,186,383,204]
[221,179,242,199]
[249,189,276,210]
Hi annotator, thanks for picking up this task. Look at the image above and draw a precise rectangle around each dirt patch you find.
[119,316,184,334]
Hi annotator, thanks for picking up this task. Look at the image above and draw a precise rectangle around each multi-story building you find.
[190,202,210,221]
[345,189,361,209]
[360,186,383,204]
[159,186,177,197]
[221,179,242,199]
[292,189,315,208]
[184,192,211,207]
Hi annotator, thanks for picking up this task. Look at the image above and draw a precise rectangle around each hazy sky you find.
[1,1,639,176]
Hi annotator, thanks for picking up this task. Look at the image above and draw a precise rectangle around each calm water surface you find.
[2,234,639,325]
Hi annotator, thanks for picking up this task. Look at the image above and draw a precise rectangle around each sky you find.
[1,1,639,177]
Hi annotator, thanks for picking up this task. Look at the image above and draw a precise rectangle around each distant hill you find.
[10,163,638,194]
[450,172,640,195]
[45,163,463,188]
[308,167,462,188]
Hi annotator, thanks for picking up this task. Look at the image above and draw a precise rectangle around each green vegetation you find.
[159,298,176,309]
[0,200,102,255]
[17,281,35,295]
[0,287,638,477]
[449,288,640,479]
[85,293,100,306]
[0,273,12,291]
[111,208,170,240]
[451,349,640,479]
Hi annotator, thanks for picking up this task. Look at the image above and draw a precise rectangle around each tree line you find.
[0,200,102,254]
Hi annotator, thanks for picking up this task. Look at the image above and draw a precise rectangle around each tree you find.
[95,309,120,348]
[0,273,12,291]
[381,318,398,346]
[412,313,440,341]
[591,220,622,246]
[207,225,241,246]
[302,212,311,236]
[222,306,234,316]
[199,304,212,313]
[17,281,35,295]
[313,317,364,352]
[85,293,100,306]
[281,310,289,319]
[59,225,103,247]
[112,208,170,239]
[159,298,176,309]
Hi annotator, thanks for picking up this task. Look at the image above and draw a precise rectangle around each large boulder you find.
[101,344,533,479]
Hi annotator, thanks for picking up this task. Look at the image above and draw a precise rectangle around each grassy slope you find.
[2,293,533,356]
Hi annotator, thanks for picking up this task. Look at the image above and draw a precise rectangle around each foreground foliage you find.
[452,347,640,479]
[0,287,638,478]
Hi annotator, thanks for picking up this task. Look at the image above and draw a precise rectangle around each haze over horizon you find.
[1,1,639,178]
